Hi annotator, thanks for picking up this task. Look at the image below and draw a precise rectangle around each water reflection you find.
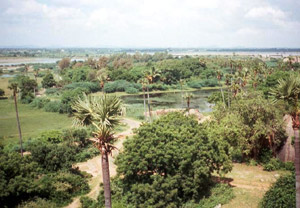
[121,89,217,113]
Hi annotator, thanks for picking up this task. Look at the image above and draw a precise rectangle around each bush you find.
[183,184,234,208]
[263,158,295,172]
[38,130,63,144]
[28,141,76,171]
[63,82,100,93]
[104,80,141,93]
[18,198,56,208]
[187,80,202,89]
[125,87,139,94]
[42,73,56,88]
[44,101,62,113]
[80,196,99,208]
[260,174,295,208]
[247,159,258,166]
[45,88,60,95]
[30,97,50,109]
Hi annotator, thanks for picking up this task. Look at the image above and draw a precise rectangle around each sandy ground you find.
[65,118,141,208]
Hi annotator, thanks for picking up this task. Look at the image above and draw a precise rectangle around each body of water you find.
[122,89,217,113]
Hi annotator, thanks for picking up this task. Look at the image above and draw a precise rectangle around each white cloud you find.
[0,0,299,47]
[245,6,286,22]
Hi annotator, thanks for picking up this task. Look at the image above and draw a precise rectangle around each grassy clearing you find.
[0,99,72,145]
[221,163,288,208]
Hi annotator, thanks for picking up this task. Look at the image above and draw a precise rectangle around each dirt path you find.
[65,118,141,208]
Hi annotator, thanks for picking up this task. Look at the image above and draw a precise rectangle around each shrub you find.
[104,80,141,93]
[63,82,100,93]
[30,97,50,109]
[45,88,60,95]
[38,130,63,144]
[80,196,99,208]
[18,198,56,208]
[125,87,139,94]
[28,141,76,171]
[183,184,234,208]
[44,101,62,113]
[42,73,56,88]
[260,174,295,208]
[187,80,202,89]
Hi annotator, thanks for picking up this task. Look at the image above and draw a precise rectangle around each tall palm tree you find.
[216,70,226,108]
[138,78,148,121]
[184,93,194,111]
[72,94,123,208]
[8,82,23,157]
[270,74,300,208]
[33,68,40,96]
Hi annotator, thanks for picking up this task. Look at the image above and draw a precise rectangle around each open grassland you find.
[221,163,288,208]
[0,99,72,145]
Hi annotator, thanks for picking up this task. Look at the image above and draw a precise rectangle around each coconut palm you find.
[72,94,123,208]
[33,68,40,96]
[216,70,226,108]
[8,82,23,157]
[184,93,194,111]
[97,71,108,93]
[138,78,148,121]
[270,74,300,208]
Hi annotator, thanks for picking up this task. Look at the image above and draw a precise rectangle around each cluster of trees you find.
[0,127,99,207]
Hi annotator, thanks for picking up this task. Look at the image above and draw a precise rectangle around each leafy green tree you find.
[271,74,300,208]
[42,73,57,88]
[72,94,123,208]
[115,112,232,208]
[212,92,286,159]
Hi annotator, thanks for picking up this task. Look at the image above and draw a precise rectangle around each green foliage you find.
[263,158,295,172]
[263,158,281,171]
[44,101,63,113]
[104,80,142,93]
[187,79,218,89]
[11,75,37,103]
[28,141,75,171]
[211,92,286,159]
[125,86,139,94]
[115,112,232,207]
[45,88,60,95]
[63,82,101,93]
[183,184,234,208]
[260,174,295,208]
[64,66,91,82]
[42,73,56,88]
[207,91,230,104]
[80,196,100,208]
[30,97,50,109]
[258,71,290,98]
[18,198,57,208]
[38,130,63,144]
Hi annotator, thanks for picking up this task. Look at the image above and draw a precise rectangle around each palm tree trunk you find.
[101,151,112,208]
[294,128,300,208]
[219,80,226,108]
[147,86,151,122]
[13,91,23,157]
[142,88,147,120]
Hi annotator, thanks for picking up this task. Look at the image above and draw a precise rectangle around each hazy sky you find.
[0,0,300,48]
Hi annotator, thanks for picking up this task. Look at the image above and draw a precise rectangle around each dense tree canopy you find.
[115,112,232,207]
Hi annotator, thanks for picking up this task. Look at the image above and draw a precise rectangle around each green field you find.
[0,99,72,145]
